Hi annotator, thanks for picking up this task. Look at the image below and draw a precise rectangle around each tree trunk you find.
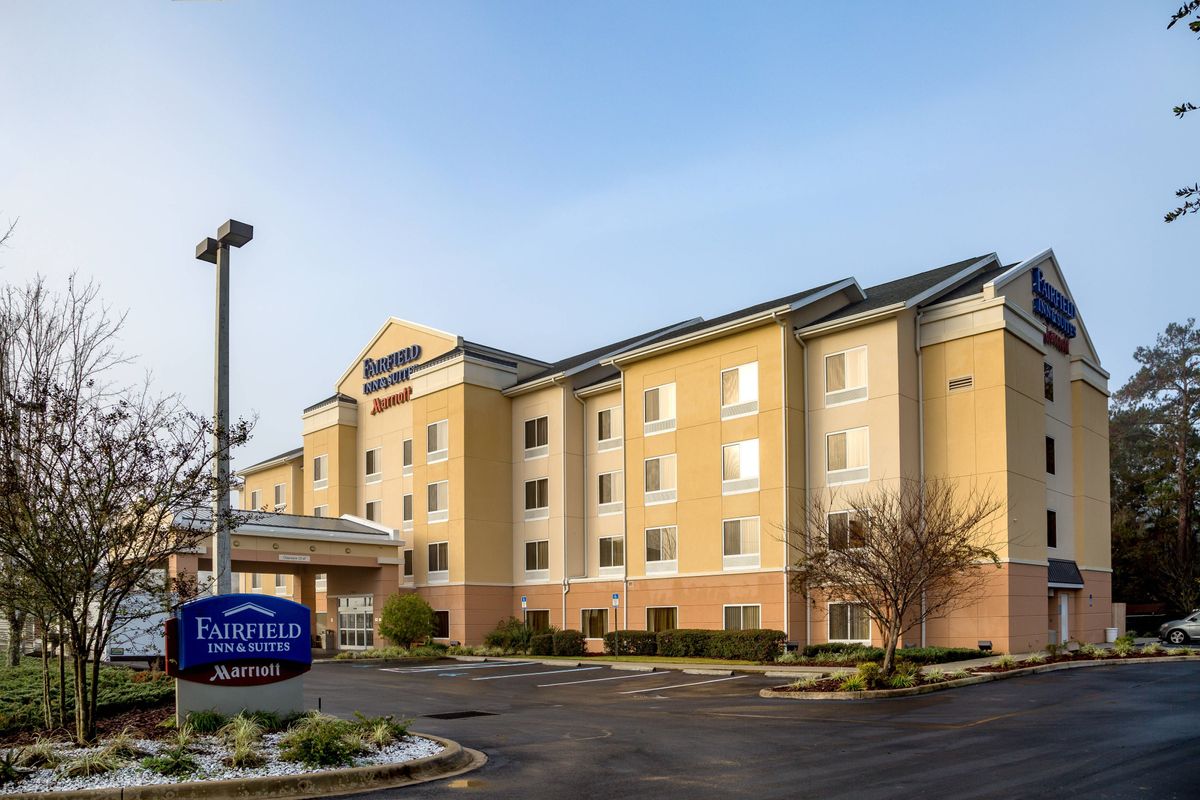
[4,608,25,667]
[73,653,89,744]
[40,631,51,729]
[880,620,901,677]
[56,627,66,728]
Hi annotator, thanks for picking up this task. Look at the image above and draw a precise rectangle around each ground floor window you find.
[525,609,551,632]
[828,602,870,642]
[581,608,608,639]
[433,610,450,639]
[646,606,678,633]
[337,596,374,649]
[723,605,760,631]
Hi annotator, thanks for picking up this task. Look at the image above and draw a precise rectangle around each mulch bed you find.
[0,702,174,748]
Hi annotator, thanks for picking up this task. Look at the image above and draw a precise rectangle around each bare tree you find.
[0,276,251,743]
[791,478,1003,676]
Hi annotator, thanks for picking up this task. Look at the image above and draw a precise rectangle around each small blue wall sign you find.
[169,594,312,686]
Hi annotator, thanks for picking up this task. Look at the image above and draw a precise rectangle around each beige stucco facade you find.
[233,250,1113,654]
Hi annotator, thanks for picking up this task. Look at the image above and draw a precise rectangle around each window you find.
[826,427,869,484]
[402,438,413,476]
[644,454,677,504]
[1046,436,1056,475]
[829,602,870,642]
[722,439,760,494]
[525,540,549,578]
[645,526,678,574]
[250,573,262,590]
[598,471,623,514]
[599,536,624,576]
[721,362,759,418]
[433,610,449,638]
[315,573,327,591]
[365,447,382,483]
[825,347,868,405]
[524,478,550,520]
[273,483,286,512]
[597,407,622,450]
[427,481,449,523]
[249,489,261,510]
[525,609,551,632]
[828,510,868,551]
[428,541,449,582]
[646,607,678,633]
[582,609,608,639]
[427,420,448,463]
[313,505,327,518]
[724,605,761,631]
[275,574,287,593]
[1047,509,1057,548]
[1044,363,1054,401]
[643,384,677,435]
[337,596,374,649]
[403,549,413,579]
[365,500,381,522]
[722,517,760,569]
[524,416,549,459]
[313,454,328,490]
[402,494,413,530]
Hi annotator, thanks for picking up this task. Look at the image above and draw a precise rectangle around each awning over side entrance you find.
[1047,558,1085,589]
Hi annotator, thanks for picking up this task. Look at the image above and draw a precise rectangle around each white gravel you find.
[1,732,443,795]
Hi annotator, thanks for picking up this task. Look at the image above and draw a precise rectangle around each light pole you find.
[195,219,253,595]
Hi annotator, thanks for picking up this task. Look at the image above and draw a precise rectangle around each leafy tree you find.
[1166,3,1200,221]
[378,592,435,648]
[790,478,1002,677]
[1111,319,1200,612]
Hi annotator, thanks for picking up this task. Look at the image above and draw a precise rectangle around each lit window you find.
[581,609,608,639]
[313,454,328,490]
[825,347,868,405]
[826,427,869,484]
[525,540,550,575]
[829,602,870,642]
[722,517,760,569]
[365,447,382,483]
[723,605,760,631]
[721,362,759,418]
[524,416,549,458]
[721,439,760,493]
[427,420,449,462]
[273,483,286,512]
[644,384,677,434]
[827,510,867,551]
[644,454,677,504]
[645,526,678,574]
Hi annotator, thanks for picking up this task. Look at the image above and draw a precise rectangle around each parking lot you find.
[306,658,1200,799]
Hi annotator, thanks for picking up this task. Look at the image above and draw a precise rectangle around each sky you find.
[1,1,1196,466]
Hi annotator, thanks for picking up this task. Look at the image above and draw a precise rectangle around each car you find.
[1159,610,1200,645]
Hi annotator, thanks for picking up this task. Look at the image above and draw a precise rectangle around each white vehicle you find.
[101,593,171,669]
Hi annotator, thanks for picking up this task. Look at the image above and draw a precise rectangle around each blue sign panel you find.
[177,593,312,673]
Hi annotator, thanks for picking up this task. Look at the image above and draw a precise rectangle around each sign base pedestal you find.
[176,675,306,722]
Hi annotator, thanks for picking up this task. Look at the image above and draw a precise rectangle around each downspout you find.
[774,313,790,641]
[915,309,927,647]
[795,332,811,646]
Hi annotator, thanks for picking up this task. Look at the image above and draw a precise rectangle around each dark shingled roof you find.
[521,319,702,384]
[303,393,357,414]
[175,507,392,538]
[659,279,847,344]
[238,446,303,475]
[1048,559,1085,587]
[810,255,993,326]
[937,263,1014,304]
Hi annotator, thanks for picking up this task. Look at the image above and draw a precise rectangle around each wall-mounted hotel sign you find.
[1030,267,1076,354]
[363,344,423,414]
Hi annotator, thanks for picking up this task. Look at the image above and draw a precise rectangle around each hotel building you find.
[234,249,1112,654]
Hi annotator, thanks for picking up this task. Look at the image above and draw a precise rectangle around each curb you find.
[611,664,656,672]
[759,655,1200,701]
[683,668,734,676]
[6,733,484,800]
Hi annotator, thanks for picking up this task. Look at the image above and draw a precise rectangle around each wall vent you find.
[948,375,974,392]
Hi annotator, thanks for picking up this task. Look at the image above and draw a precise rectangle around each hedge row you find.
[602,628,787,662]
[531,629,587,657]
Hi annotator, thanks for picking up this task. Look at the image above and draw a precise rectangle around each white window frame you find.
[643,383,677,436]
[402,493,414,532]
[827,509,868,551]
[597,407,622,451]
[273,483,286,512]
[249,489,261,510]
[427,480,449,523]
[581,608,609,640]
[722,516,760,570]
[645,526,678,575]
[313,504,328,518]
[275,573,287,594]
[365,447,382,484]
[427,420,449,463]
[365,500,381,523]
[720,362,759,419]
[402,438,414,477]
[524,539,550,582]
[597,470,624,515]
[824,346,869,406]
[313,454,328,490]
[599,536,624,578]
[524,477,550,521]
[721,439,760,494]
[826,427,870,485]
[524,416,549,460]
[827,601,871,644]
[722,604,761,631]
[428,541,449,584]
[644,454,677,505]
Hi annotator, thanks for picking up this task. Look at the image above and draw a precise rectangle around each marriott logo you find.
[210,663,283,682]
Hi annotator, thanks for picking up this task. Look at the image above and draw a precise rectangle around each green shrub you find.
[708,629,787,661]
[279,715,359,768]
[379,593,436,648]
[408,643,447,658]
[787,674,822,690]
[1141,642,1164,655]
[141,745,199,777]
[333,646,411,660]
[802,642,868,656]
[60,748,124,777]
[0,661,174,736]
[224,740,266,769]
[1024,652,1046,665]
[0,750,29,787]
[838,673,867,692]
[170,723,197,751]
[603,630,659,656]
[949,668,972,680]
[185,709,227,734]
[888,671,918,689]
[656,629,714,658]
[1168,647,1191,656]
[894,660,920,679]
[1113,638,1135,657]
[553,629,586,657]
[352,712,409,742]
[529,633,555,656]
[1045,642,1062,657]
[16,738,61,769]
[1079,642,1104,658]
[220,714,264,746]
[105,726,149,759]
[994,655,1016,669]
[856,662,881,689]
[923,667,946,681]
[484,617,536,654]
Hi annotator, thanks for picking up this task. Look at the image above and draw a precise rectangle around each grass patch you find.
[0,660,174,736]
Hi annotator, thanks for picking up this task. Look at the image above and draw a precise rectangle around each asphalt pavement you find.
[305,658,1200,799]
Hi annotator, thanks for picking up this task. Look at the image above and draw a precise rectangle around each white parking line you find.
[618,675,748,694]
[382,661,537,674]
[472,666,602,681]
[537,671,662,687]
